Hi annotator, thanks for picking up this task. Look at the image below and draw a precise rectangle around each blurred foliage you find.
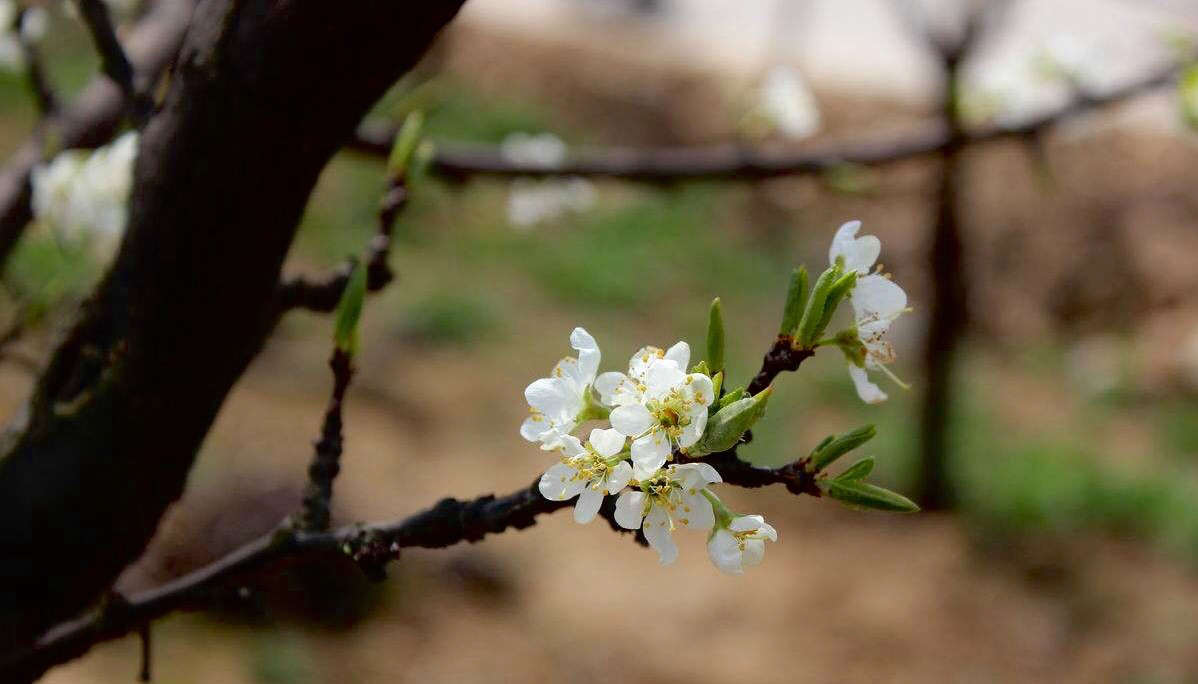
[397,290,503,347]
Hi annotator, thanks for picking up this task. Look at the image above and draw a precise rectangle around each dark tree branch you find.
[15,9,57,116]
[298,347,353,532]
[746,335,815,397]
[0,0,467,658]
[347,60,1181,184]
[73,0,154,124]
[0,0,193,271]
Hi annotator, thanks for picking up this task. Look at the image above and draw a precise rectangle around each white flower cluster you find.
[500,132,596,229]
[0,0,47,72]
[829,221,909,404]
[31,131,138,244]
[523,329,776,574]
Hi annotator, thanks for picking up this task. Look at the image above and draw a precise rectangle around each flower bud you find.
[778,266,808,337]
[692,387,772,456]
[707,297,726,375]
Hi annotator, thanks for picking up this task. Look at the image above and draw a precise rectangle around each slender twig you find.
[298,347,353,531]
[348,60,1180,183]
[746,336,815,397]
[15,9,57,116]
[136,623,150,682]
[73,0,153,124]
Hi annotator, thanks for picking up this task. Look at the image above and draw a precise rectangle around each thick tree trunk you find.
[0,0,465,652]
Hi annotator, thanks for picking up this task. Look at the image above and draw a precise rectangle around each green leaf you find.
[387,111,426,180]
[815,270,857,339]
[333,261,368,356]
[825,480,919,513]
[834,457,875,482]
[1180,63,1198,131]
[796,265,841,348]
[809,424,876,472]
[778,266,808,337]
[706,297,726,376]
[718,387,746,410]
[693,388,772,456]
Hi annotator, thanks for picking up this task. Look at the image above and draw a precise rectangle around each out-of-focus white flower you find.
[31,131,138,244]
[506,177,596,229]
[538,427,632,524]
[601,342,714,479]
[614,462,721,564]
[500,132,568,168]
[0,1,46,72]
[707,514,777,575]
[521,327,606,450]
[753,64,821,140]
[828,220,909,404]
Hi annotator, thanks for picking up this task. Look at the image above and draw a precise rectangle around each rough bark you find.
[0,0,465,654]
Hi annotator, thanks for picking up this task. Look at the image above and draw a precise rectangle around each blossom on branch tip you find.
[521,327,607,450]
[707,514,777,575]
[614,463,722,564]
[31,131,138,245]
[603,343,714,479]
[538,428,632,524]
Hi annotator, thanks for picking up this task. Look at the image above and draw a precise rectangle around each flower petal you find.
[852,274,907,323]
[571,327,601,385]
[611,404,654,437]
[672,462,723,488]
[685,373,715,407]
[595,371,639,407]
[675,490,714,530]
[524,378,574,416]
[644,363,686,400]
[676,408,707,448]
[614,490,646,529]
[664,341,690,371]
[538,463,585,501]
[828,220,880,275]
[588,427,625,458]
[643,506,679,565]
[741,539,767,567]
[848,363,888,404]
[573,486,605,524]
[707,529,744,575]
[628,346,666,380]
[607,461,633,494]
[631,432,670,480]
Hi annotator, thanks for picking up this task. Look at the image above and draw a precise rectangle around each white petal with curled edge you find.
[558,434,586,458]
[848,364,888,404]
[741,539,767,567]
[852,274,907,323]
[539,463,585,501]
[644,363,686,400]
[686,373,715,407]
[828,220,880,275]
[571,327,601,385]
[643,506,679,565]
[588,427,625,458]
[664,341,690,371]
[520,415,547,442]
[631,432,670,480]
[595,371,638,406]
[672,462,722,487]
[524,378,572,416]
[676,409,707,448]
[606,461,633,494]
[611,404,654,437]
[707,529,744,575]
[574,486,604,524]
[614,490,646,529]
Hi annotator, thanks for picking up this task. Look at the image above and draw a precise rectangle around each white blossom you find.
[0,1,46,72]
[600,342,714,479]
[707,514,777,575]
[538,427,632,524]
[521,327,605,450]
[31,131,138,244]
[755,64,821,140]
[506,177,596,229]
[828,220,908,404]
[614,463,721,565]
[500,132,568,168]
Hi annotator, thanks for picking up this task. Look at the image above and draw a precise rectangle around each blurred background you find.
[4,0,1198,681]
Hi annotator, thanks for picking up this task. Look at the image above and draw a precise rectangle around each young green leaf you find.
[693,388,772,456]
[809,424,876,472]
[779,266,809,337]
[834,457,874,482]
[718,387,746,409]
[333,261,368,356]
[1180,63,1198,131]
[796,265,841,348]
[707,297,726,376]
[387,111,426,180]
[815,270,857,339]
[824,480,919,513]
